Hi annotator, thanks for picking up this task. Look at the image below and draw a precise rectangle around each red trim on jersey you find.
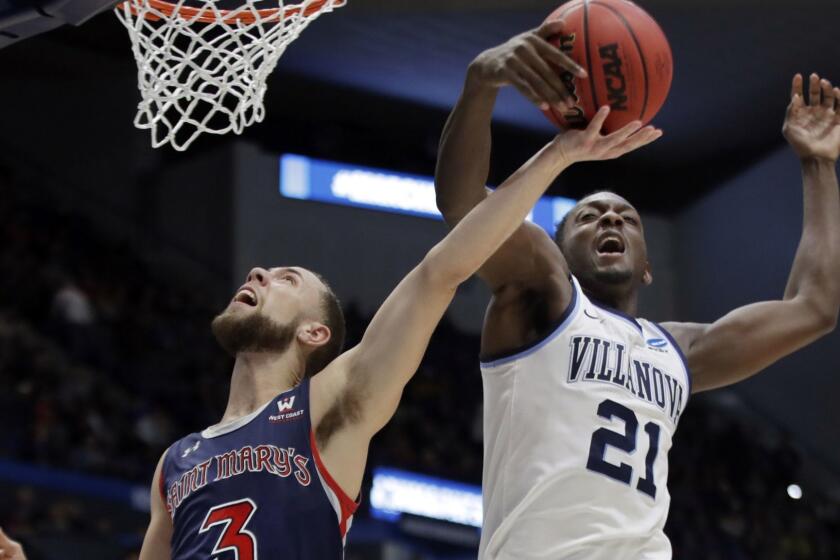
[309,430,358,537]
[159,462,171,515]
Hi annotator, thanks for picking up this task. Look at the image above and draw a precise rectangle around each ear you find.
[297,321,331,349]
[642,261,653,286]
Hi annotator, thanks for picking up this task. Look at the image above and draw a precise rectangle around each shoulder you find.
[154,448,169,479]
[481,272,579,361]
[151,448,172,514]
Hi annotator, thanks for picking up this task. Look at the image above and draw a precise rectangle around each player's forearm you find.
[353,147,568,413]
[434,67,498,225]
[349,135,569,433]
[783,158,840,328]
[426,140,569,287]
[139,527,173,560]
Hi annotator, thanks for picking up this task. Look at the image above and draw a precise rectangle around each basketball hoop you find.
[115,0,345,151]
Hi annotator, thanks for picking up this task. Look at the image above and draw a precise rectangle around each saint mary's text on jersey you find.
[166,444,312,513]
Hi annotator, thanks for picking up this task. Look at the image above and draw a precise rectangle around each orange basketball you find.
[542,0,673,133]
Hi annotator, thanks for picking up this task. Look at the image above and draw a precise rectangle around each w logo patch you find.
[277,396,296,412]
[270,394,304,423]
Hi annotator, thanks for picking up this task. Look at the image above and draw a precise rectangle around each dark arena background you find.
[2,0,840,558]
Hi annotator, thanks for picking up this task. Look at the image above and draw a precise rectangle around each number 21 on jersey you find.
[586,399,661,499]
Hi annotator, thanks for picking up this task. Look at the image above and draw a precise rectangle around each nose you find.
[599,211,624,228]
[247,267,269,286]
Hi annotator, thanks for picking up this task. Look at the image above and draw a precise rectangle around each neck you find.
[585,286,639,316]
[221,350,304,423]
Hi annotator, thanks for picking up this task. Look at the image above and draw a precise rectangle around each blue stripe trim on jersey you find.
[480,279,580,369]
[589,300,643,334]
[651,322,693,398]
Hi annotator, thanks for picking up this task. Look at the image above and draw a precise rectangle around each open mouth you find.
[233,287,258,307]
[596,234,626,255]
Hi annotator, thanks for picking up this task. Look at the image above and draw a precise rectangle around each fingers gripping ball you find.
[543,0,673,133]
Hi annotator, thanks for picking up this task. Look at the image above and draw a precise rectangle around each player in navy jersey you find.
[436,23,840,558]
[138,100,661,558]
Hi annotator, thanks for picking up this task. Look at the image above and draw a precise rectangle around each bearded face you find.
[213,266,334,361]
[211,309,297,356]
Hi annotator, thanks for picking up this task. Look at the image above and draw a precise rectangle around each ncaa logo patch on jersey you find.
[646,338,669,353]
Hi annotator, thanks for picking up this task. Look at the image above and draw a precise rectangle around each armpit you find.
[314,386,364,447]
[659,321,708,354]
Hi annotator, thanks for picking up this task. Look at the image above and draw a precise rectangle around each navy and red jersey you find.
[160,378,357,559]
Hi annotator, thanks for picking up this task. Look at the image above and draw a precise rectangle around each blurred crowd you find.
[1,169,839,559]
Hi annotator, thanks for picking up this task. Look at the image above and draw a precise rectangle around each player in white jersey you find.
[435,21,840,559]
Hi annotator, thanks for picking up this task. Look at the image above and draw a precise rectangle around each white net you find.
[115,0,344,151]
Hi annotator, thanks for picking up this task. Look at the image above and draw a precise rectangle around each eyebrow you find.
[578,200,637,214]
[285,268,304,281]
[271,267,304,281]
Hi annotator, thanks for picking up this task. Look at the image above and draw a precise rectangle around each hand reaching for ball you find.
[469,0,672,135]
[468,20,586,111]
[550,105,662,164]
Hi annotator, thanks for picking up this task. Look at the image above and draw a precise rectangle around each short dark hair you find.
[304,275,346,378]
[553,189,621,249]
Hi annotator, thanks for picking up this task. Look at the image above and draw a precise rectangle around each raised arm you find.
[435,21,586,293]
[664,73,840,392]
[312,111,661,497]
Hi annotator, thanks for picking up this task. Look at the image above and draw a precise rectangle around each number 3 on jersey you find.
[199,499,258,560]
[586,399,661,499]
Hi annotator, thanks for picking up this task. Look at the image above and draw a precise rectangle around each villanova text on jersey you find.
[160,379,357,559]
[479,276,691,560]
[567,334,687,426]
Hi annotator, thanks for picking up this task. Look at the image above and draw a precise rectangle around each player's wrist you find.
[465,60,502,93]
[543,139,576,170]
[551,136,589,166]
[799,155,838,169]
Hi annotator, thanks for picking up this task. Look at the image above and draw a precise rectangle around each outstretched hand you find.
[783,73,840,162]
[550,106,662,164]
[469,20,587,111]
[0,528,26,560]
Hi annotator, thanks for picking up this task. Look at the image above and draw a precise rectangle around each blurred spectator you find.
[50,275,95,328]
[48,272,97,362]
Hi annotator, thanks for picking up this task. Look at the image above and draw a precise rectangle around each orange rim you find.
[118,0,345,24]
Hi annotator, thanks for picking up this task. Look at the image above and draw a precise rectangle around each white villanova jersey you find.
[479,276,691,559]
